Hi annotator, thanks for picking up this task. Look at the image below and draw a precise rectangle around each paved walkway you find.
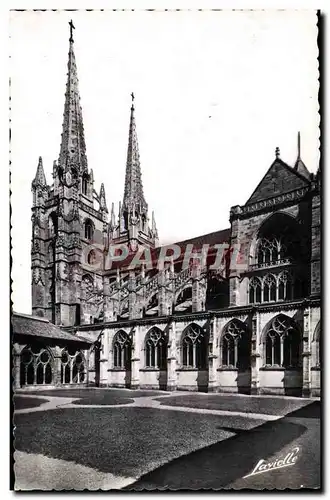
[14,451,136,491]
[15,393,280,421]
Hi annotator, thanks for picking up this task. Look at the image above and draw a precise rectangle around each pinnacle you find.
[32,156,47,187]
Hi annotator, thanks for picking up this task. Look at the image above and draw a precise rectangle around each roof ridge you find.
[13,312,49,323]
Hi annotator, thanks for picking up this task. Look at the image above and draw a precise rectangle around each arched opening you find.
[60,348,86,384]
[174,287,192,314]
[263,314,301,368]
[249,277,262,304]
[113,331,132,370]
[84,219,94,240]
[313,320,320,368]
[144,293,159,317]
[278,271,293,300]
[255,213,302,267]
[221,319,251,369]
[82,174,89,196]
[20,345,53,387]
[263,274,277,302]
[145,327,167,369]
[48,212,58,237]
[182,324,207,369]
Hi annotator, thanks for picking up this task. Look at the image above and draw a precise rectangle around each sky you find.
[10,9,319,314]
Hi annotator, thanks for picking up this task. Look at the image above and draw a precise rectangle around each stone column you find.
[250,310,261,395]
[130,326,140,389]
[302,306,312,397]
[13,349,21,390]
[158,270,167,316]
[99,329,109,387]
[128,271,136,320]
[51,346,62,386]
[208,316,218,392]
[167,322,177,391]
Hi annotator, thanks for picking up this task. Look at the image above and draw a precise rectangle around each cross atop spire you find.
[123,96,148,213]
[69,19,75,43]
[58,22,88,174]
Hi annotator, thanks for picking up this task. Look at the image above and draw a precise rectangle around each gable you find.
[246,159,310,205]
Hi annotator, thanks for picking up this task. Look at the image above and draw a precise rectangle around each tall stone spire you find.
[32,156,47,188]
[58,20,88,174]
[123,93,148,214]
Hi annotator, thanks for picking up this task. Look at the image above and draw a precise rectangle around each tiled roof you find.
[12,312,92,344]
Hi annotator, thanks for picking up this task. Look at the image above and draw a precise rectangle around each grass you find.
[13,396,49,410]
[14,407,261,478]
[155,393,312,416]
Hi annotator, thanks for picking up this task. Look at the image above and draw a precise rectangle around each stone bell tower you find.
[31,21,107,326]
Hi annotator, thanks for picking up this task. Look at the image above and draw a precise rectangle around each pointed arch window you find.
[264,315,301,368]
[221,320,250,368]
[145,328,167,369]
[113,331,132,369]
[278,271,293,301]
[82,174,88,196]
[84,219,93,240]
[48,212,58,237]
[182,324,207,369]
[263,274,277,302]
[249,277,262,304]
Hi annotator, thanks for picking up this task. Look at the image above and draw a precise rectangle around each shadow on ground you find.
[125,402,321,491]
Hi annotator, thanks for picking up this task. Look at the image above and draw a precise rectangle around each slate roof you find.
[103,228,231,275]
[12,312,92,344]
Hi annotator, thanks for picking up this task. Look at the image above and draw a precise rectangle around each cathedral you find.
[13,23,321,397]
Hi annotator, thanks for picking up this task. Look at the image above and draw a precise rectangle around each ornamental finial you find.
[275,146,280,159]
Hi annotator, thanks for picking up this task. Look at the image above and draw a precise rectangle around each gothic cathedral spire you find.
[58,20,88,174]
[111,94,159,249]
[123,93,148,214]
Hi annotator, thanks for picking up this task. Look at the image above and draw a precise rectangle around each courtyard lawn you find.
[13,396,50,410]
[155,393,313,416]
[14,407,263,478]
[16,388,163,406]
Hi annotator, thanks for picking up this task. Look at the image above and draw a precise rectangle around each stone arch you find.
[181,323,207,369]
[312,320,320,367]
[83,218,95,240]
[220,319,251,369]
[248,211,301,267]
[112,330,132,369]
[48,211,58,237]
[60,347,87,384]
[144,326,167,369]
[174,285,193,314]
[261,313,302,368]
[20,344,54,387]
